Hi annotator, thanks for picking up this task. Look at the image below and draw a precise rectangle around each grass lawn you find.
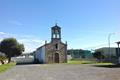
[95,62,113,65]
[0,62,16,73]
[67,60,96,64]
[67,60,113,65]
[67,60,120,68]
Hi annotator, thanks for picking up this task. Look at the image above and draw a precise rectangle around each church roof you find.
[36,41,66,51]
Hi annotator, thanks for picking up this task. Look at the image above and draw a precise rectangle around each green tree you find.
[0,38,24,63]
[93,51,105,62]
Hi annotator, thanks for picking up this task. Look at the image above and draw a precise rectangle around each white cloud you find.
[0,32,12,39]
[0,32,45,53]
[18,39,45,52]
[0,32,6,35]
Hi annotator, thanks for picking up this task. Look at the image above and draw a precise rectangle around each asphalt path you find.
[0,64,120,80]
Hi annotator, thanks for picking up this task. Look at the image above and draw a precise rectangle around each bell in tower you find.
[51,24,61,42]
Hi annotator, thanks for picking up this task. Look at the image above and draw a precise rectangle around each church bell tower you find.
[51,24,61,42]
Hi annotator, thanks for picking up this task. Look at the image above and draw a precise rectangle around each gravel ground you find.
[0,64,120,80]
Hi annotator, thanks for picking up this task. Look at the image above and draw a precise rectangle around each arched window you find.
[55,44,58,50]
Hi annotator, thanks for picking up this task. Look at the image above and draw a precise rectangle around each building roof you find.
[96,47,118,50]
[36,41,66,51]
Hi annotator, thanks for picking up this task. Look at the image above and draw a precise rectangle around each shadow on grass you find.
[93,64,120,68]
[16,62,43,65]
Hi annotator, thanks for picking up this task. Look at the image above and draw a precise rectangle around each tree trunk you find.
[0,60,4,64]
[8,57,11,63]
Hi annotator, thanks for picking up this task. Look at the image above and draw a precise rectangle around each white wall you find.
[35,46,45,63]
[12,56,34,64]
[67,55,72,60]
[96,47,117,56]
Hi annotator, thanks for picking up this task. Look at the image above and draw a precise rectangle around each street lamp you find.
[108,33,115,62]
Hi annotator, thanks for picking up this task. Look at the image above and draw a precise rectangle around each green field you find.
[67,60,113,65]
[0,62,16,73]
[67,60,96,64]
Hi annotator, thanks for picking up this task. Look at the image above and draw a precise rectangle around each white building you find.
[34,45,45,63]
[95,47,117,57]
[12,53,34,64]
[95,47,120,63]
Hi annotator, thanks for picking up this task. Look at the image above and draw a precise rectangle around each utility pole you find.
[108,33,115,62]
[116,41,120,64]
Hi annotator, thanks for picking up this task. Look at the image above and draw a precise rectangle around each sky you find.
[0,0,120,52]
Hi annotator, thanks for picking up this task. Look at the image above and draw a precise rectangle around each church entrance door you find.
[54,53,59,63]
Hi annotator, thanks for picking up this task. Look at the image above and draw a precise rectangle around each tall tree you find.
[0,38,24,63]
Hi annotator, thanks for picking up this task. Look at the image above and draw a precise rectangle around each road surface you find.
[0,64,120,80]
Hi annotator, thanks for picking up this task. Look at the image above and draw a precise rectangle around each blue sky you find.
[0,0,120,52]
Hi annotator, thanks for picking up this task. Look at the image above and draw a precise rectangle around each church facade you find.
[34,24,67,63]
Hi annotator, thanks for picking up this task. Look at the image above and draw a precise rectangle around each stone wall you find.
[45,42,67,63]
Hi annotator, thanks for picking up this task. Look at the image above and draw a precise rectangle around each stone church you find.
[34,24,67,63]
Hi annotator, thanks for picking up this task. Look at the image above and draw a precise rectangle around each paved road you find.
[0,64,120,80]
